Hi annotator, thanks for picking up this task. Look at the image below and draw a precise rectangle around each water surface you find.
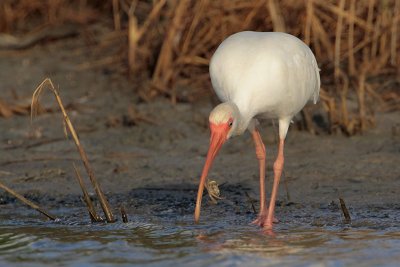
[1,203,399,267]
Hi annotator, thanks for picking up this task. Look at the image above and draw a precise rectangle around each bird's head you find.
[205,102,240,164]
[209,102,240,140]
[194,102,240,223]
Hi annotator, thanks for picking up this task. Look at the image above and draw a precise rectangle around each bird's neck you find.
[228,102,252,137]
[235,115,252,136]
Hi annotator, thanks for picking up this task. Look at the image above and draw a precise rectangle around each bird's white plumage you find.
[209,31,320,138]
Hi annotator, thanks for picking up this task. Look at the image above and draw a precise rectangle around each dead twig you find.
[0,180,56,220]
[120,205,129,223]
[282,171,291,203]
[31,78,115,222]
[339,198,351,223]
[73,163,102,222]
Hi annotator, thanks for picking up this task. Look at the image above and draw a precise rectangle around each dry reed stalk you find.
[348,0,356,76]
[112,0,121,31]
[128,0,167,76]
[311,12,334,60]
[0,2,12,32]
[267,0,286,32]
[120,205,128,223]
[341,26,391,60]
[365,83,385,108]
[128,6,139,77]
[0,180,56,220]
[78,0,88,18]
[177,56,209,66]
[390,1,399,66]
[339,198,351,223]
[370,14,381,60]
[152,0,189,104]
[357,69,367,133]
[320,90,337,134]
[283,173,291,203]
[181,0,207,54]
[136,0,167,38]
[337,70,350,131]
[73,163,102,222]
[0,97,47,118]
[304,0,313,45]
[362,0,375,63]
[190,24,217,54]
[0,0,98,34]
[300,109,316,134]
[334,0,345,80]
[31,78,115,223]
[241,0,264,30]
[314,0,374,31]
[0,99,13,118]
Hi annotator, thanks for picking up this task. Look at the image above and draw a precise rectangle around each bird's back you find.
[210,31,320,120]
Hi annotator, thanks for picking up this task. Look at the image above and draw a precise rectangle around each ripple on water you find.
[0,205,399,266]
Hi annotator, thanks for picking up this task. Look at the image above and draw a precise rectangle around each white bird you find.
[194,31,320,229]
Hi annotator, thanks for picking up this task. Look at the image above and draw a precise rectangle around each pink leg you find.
[264,138,285,229]
[250,129,268,226]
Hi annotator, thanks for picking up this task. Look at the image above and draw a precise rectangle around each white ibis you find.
[194,31,320,229]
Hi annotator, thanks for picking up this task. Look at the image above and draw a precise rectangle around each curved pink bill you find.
[194,127,227,223]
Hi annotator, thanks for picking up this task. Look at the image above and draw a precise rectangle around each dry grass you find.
[1,0,399,135]
[31,78,115,222]
[0,0,98,33]
[0,180,56,220]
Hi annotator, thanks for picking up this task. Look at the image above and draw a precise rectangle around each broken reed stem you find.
[334,0,345,80]
[362,0,375,63]
[152,0,189,104]
[348,0,356,76]
[282,171,291,202]
[137,0,167,38]
[357,69,367,132]
[339,198,351,223]
[128,0,167,77]
[73,163,102,222]
[304,0,313,45]
[181,0,207,54]
[128,8,139,77]
[267,0,286,32]
[112,0,121,31]
[390,0,399,66]
[31,78,115,222]
[120,205,129,223]
[0,180,56,220]
[338,70,349,131]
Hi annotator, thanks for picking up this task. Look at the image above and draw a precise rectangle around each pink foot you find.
[251,209,278,228]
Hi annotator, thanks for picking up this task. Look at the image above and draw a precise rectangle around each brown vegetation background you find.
[1,0,399,135]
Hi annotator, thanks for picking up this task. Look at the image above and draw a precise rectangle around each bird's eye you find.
[228,121,233,127]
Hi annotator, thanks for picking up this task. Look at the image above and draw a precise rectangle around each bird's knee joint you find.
[273,158,284,172]
[255,146,266,160]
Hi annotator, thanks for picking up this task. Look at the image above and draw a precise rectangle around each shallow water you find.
[1,203,399,267]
